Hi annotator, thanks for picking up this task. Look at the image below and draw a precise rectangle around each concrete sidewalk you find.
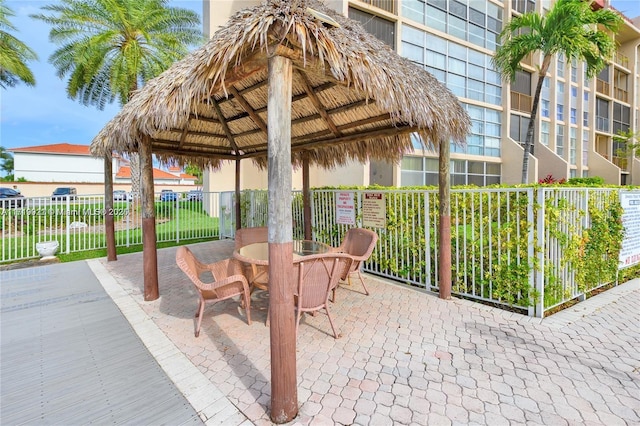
[0,261,208,425]
[95,240,640,425]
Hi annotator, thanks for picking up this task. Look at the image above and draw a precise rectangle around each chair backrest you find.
[176,246,207,289]
[235,227,268,249]
[293,253,351,310]
[341,228,378,260]
[176,246,246,298]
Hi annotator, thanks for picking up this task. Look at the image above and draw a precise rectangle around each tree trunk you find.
[129,153,141,203]
[104,154,117,261]
[438,138,452,299]
[140,136,158,301]
[521,55,551,184]
[267,54,298,424]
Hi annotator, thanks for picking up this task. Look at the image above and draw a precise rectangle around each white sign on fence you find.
[619,190,640,268]
[335,191,355,225]
[362,192,386,228]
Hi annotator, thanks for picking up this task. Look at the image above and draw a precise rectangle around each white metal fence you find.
[301,187,633,318]
[1,191,221,262]
[2,187,635,318]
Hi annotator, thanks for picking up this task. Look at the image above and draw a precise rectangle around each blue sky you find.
[1,0,640,153]
[1,0,203,152]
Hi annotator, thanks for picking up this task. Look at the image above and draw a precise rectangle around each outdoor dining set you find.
[175,227,378,339]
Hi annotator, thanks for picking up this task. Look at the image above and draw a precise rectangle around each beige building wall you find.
[589,151,622,184]
[202,0,639,189]
[501,138,538,184]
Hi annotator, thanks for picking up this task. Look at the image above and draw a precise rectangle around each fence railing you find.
[1,192,221,261]
[2,187,635,318]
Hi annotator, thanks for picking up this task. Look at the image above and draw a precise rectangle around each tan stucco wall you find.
[204,1,261,37]
[501,138,538,184]
[589,151,621,184]
[536,143,569,181]
[631,158,640,186]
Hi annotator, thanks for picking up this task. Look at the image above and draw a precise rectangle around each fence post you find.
[425,191,432,290]
[65,196,71,254]
[526,188,536,317]
[534,188,545,317]
[176,197,180,244]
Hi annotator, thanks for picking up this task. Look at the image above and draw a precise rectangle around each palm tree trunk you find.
[521,55,551,183]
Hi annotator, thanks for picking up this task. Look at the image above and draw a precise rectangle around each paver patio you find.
[96,239,640,425]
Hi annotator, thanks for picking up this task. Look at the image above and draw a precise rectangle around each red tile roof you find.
[9,143,92,155]
[116,166,196,180]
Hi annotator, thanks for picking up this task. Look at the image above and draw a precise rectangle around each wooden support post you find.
[235,159,242,230]
[302,153,312,240]
[104,154,117,261]
[140,136,159,301]
[438,138,452,300]
[267,54,298,424]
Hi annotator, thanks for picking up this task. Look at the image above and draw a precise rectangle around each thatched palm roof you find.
[90,0,470,169]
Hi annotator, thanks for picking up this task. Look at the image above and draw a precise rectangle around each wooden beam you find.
[439,138,452,300]
[297,70,341,137]
[229,86,268,134]
[211,97,241,154]
[140,135,159,301]
[267,54,297,424]
[291,125,418,151]
[178,116,191,149]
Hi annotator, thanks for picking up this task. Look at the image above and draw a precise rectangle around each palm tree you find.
[493,0,621,184]
[0,0,38,88]
[0,146,14,177]
[32,0,202,196]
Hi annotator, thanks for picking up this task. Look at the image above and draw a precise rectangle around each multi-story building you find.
[203,0,640,191]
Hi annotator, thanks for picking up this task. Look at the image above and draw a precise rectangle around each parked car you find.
[159,189,178,202]
[0,187,25,208]
[113,190,130,201]
[52,187,77,201]
[187,190,203,202]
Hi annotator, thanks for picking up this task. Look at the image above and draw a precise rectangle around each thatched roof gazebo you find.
[91,0,469,422]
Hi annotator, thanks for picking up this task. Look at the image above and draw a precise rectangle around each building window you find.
[349,7,395,48]
[401,0,502,50]
[401,27,502,106]
[570,127,577,165]
[541,100,550,118]
[400,157,501,187]
[596,97,610,132]
[582,130,589,166]
[571,59,578,83]
[570,108,577,124]
[583,91,589,126]
[510,114,530,144]
[541,121,550,146]
[557,53,565,79]
[613,102,631,134]
[512,0,536,14]
[466,104,501,157]
[556,124,565,156]
[556,81,564,120]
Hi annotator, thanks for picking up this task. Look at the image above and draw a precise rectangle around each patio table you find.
[233,240,332,267]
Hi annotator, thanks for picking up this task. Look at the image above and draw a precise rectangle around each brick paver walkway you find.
[97,240,640,425]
